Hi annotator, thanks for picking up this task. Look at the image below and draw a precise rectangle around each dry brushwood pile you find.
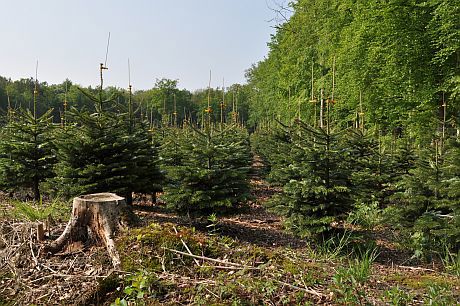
[0,219,113,304]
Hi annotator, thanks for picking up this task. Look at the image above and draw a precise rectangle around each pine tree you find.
[0,109,56,201]
[268,120,353,237]
[162,124,251,213]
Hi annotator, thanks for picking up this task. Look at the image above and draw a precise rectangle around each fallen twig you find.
[173,226,201,267]
[165,248,257,268]
[397,265,436,272]
[30,272,109,283]
[272,279,326,298]
[200,265,260,270]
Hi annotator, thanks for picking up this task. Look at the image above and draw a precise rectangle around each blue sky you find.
[0,0,280,91]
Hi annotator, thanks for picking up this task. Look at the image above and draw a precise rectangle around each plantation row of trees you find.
[0,77,252,213]
[0,0,458,259]
[244,0,459,256]
[252,121,459,255]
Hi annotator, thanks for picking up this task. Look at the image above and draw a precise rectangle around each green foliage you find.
[9,198,70,221]
[0,108,56,200]
[268,120,353,237]
[387,137,459,257]
[424,283,457,306]
[162,124,252,213]
[440,244,460,276]
[51,87,163,203]
[246,0,458,137]
[347,201,382,230]
[111,270,159,306]
[206,213,220,235]
[251,125,293,185]
[312,230,353,261]
[52,109,133,197]
[344,129,390,205]
[383,286,413,305]
[332,248,378,304]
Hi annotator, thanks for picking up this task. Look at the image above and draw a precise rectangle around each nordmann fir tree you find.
[344,128,390,206]
[0,108,56,201]
[440,137,460,251]
[389,139,447,257]
[250,124,293,185]
[52,64,162,203]
[122,84,163,204]
[268,119,353,237]
[0,76,56,201]
[162,123,251,213]
[389,136,460,255]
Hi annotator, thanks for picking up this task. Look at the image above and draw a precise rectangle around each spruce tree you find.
[0,108,56,201]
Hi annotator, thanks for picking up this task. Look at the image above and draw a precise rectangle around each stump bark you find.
[46,193,137,269]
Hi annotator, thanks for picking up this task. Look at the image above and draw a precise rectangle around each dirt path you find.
[133,154,307,249]
[135,180,306,249]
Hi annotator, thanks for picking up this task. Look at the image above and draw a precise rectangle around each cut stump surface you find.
[45,193,137,268]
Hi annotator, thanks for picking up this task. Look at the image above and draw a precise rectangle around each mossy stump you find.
[45,193,137,269]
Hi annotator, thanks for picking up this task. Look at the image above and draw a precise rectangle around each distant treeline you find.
[0,76,250,127]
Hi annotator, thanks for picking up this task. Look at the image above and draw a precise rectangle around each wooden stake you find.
[320,88,324,128]
[173,93,177,128]
[359,90,365,132]
[33,60,38,120]
[206,70,212,127]
[221,78,225,125]
[36,222,44,242]
[442,92,446,148]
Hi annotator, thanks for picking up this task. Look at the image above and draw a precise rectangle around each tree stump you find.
[45,193,138,269]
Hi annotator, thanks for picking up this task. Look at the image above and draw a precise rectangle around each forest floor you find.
[0,161,459,305]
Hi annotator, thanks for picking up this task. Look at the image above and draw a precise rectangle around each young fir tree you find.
[344,128,390,206]
[124,122,163,203]
[160,127,186,170]
[52,86,162,204]
[250,124,293,185]
[162,124,251,213]
[268,119,353,237]
[120,86,163,204]
[0,108,56,201]
[440,137,460,251]
[53,108,133,197]
[389,139,450,256]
